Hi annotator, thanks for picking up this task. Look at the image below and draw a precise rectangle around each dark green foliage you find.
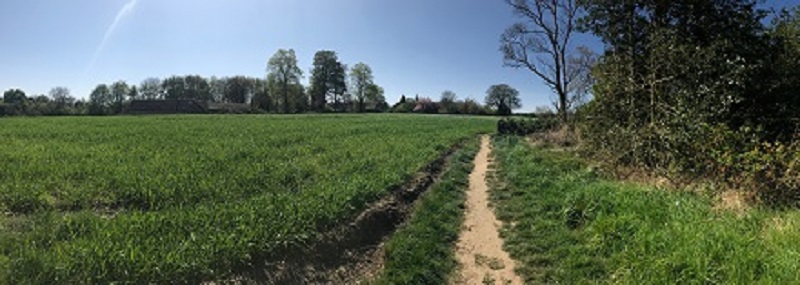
[1,89,27,116]
[389,101,416,113]
[389,96,491,115]
[2,89,26,105]
[162,75,212,102]
[378,137,480,284]
[497,117,557,135]
[250,85,272,112]
[309,50,347,112]
[88,84,111,115]
[485,84,521,116]
[579,1,800,203]
[223,76,253,104]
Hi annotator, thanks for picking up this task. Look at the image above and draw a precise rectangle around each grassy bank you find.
[490,136,800,284]
[378,136,480,284]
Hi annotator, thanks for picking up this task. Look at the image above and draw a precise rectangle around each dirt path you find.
[454,136,523,285]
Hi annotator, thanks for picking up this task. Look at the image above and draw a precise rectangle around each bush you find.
[497,117,558,135]
[711,135,800,206]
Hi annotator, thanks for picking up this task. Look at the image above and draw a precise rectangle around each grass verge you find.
[377,136,480,284]
[490,135,800,284]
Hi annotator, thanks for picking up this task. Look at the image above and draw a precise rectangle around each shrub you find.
[716,138,800,206]
[497,117,558,135]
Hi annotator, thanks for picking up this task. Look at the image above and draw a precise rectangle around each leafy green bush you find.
[497,117,557,135]
[708,129,800,205]
[578,2,800,205]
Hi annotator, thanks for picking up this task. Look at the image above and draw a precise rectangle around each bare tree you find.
[501,0,593,123]
[49,86,74,110]
[564,46,596,111]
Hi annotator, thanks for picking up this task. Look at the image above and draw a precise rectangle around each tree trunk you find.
[559,89,568,124]
[282,81,289,114]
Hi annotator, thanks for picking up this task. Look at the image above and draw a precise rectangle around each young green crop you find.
[0,114,495,283]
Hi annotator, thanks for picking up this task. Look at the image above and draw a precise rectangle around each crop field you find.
[0,114,494,283]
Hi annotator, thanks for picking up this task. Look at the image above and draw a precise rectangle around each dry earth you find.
[454,136,523,285]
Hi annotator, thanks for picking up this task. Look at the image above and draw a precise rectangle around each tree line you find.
[504,0,800,204]
[2,49,523,116]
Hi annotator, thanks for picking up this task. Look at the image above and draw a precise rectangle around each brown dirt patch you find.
[454,136,522,285]
[714,190,757,214]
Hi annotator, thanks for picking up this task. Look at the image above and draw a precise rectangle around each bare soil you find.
[454,136,523,285]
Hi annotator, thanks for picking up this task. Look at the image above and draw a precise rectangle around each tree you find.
[391,95,415,113]
[349,62,374,113]
[50,86,74,112]
[251,79,272,111]
[751,7,800,138]
[224,76,253,104]
[564,46,596,111]
[128,86,139,101]
[309,50,347,112]
[162,75,212,101]
[110,81,129,113]
[209,76,226,102]
[485,84,522,115]
[289,83,310,113]
[162,76,186,100]
[441,90,457,103]
[267,49,303,114]
[365,83,386,111]
[461,98,488,115]
[183,75,212,101]
[3,89,27,105]
[89,84,112,115]
[2,89,27,115]
[139,77,162,100]
[440,90,459,113]
[501,0,588,123]
[579,0,777,181]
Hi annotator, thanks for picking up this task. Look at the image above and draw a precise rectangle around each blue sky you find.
[1,0,798,112]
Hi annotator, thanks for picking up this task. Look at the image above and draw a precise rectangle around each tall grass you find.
[490,135,800,284]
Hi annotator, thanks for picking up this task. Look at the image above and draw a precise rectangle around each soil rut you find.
[454,136,522,285]
[212,142,461,284]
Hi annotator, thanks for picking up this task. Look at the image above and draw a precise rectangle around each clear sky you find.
[1,0,797,112]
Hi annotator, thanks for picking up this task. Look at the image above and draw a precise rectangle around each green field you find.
[0,114,494,283]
